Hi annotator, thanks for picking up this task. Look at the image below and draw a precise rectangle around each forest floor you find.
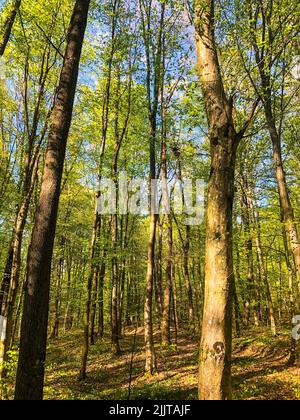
[35,326,300,400]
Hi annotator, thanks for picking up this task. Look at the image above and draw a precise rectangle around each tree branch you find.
[237,98,261,140]
[35,22,65,59]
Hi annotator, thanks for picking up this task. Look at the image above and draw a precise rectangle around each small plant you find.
[293,387,300,400]
[0,347,18,400]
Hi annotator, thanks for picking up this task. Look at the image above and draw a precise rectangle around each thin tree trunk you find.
[50,237,65,339]
[98,255,106,338]
[63,255,73,331]
[155,218,163,323]
[79,212,100,380]
[171,266,179,344]
[161,217,173,346]
[79,0,118,369]
[252,202,277,336]
[140,0,165,375]
[269,118,300,297]
[160,82,173,346]
[90,264,99,345]
[144,212,158,374]
[0,158,39,374]
[240,191,259,327]
[183,226,195,336]
[251,18,300,298]
[111,211,121,354]
[161,144,173,346]
[233,279,241,338]
[282,219,297,365]
[111,62,132,352]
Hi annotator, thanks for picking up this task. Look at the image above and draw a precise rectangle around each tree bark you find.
[144,212,158,374]
[268,113,300,297]
[250,7,300,300]
[14,0,90,400]
[233,279,241,338]
[50,237,66,340]
[0,0,21,56]
[252,201,277,336]
[161,105,173,345]
[239,187,259,327]
[195,0,240,400]
[79,212,100,380]
[155,218,163,323]
[282,217,297,365]
[140,0,165,375]
[98,255,106,338]
[81,0,119,359]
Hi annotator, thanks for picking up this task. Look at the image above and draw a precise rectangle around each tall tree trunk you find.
[233,279,241,338]
[161,217,173,346]
[160,81,173,346]
[252,201,277,336]
[240,190,259,327]
[282,218,297,365]
[0,74,51,367]
[267,112,300,297]
[0,0,21,56]
[0,158,39,374]
[173,170,195,336]
[155,218,163,323]
[79,212,100,380]
[140,0,165,375]
[251,14,300,298]
[118,258,127,337]
[98,254,106,338]
[14,0,90,400]
[171,265,179,342]
[195,0,245,400]
[183,226,195,336]
[90,263,99,345]
[144,120,159,372]
[111,212,121,354]
[50,237,65,340]
[198,135,237,400]
[78,0,119,372]
[144,212,158,373]
[111,62,132,352]
[63,255,74,331]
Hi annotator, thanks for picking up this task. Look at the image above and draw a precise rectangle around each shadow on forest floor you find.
[1,326,297,400]
[29,327,300,400]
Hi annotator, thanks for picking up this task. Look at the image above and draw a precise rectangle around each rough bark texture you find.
[14,0,90,400]
[0,0,21,56]
[195,0,239,400]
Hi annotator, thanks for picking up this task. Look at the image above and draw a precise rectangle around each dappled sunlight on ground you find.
[41,328,300,400]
